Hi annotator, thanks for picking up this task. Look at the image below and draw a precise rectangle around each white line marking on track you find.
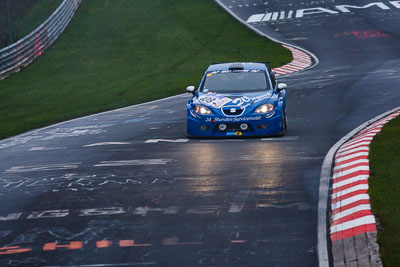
[29,147,67,151]
[5,163,81,173]
[145,139,189,143]
[260,136,299,141]
[83,142,131,147]
[229,204,245,213]
[94,159,174,167]
[288,37,308,41]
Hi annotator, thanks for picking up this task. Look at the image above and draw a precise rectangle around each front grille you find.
[221,107,245,116]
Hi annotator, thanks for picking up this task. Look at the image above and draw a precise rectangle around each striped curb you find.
[272,45,313,76]
[330,110,400,266]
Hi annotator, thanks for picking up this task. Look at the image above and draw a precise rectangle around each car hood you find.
[193,91,274,109]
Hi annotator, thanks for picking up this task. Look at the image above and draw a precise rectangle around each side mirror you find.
[186,85,195,94]
[277,83,287,92]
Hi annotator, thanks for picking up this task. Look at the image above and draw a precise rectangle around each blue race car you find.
[186,62,287,137]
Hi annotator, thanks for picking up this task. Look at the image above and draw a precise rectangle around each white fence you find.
[0,0,82,80]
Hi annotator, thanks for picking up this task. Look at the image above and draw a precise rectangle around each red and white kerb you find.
[272,45,312,76]
[330,111,400,241]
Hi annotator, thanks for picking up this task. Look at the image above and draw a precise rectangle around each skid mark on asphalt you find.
[110,148,136,152]
[77,136,300,147]
[199,139,245,143]
[143,136,299,144]
[257,202,311,210]
[198,136,299,142]
[145,120,183,124]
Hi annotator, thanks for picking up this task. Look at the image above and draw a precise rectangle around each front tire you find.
[277,113,286,137]
[284,108,288,130]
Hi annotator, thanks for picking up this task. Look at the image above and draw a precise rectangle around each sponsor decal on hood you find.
[206,116,262,123]
[198,94,232,109]
[197,92,272,109]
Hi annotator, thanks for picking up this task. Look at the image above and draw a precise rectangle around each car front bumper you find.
[187,109,283,137]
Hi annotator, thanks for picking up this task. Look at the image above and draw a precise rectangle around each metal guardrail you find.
[0,0,82,80]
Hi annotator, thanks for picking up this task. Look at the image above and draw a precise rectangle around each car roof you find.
[206,62,268,72]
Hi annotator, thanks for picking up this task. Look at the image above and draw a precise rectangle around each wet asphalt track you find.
[1,0,400,266]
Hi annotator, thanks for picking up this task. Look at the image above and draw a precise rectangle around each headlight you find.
[255,104,274,113]
[194,105,212,115]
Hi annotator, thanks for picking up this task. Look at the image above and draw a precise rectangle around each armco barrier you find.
[0,0,82,80]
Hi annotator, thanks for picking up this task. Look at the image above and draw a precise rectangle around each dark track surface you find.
[1,0,400,266]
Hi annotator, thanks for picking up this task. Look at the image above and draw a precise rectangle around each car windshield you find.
[202,71,269,93]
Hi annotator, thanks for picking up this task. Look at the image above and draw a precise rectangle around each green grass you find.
[369,115,400,267]
[0,0,292,139]
[15,0,62,38]
[0,0,61,48]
